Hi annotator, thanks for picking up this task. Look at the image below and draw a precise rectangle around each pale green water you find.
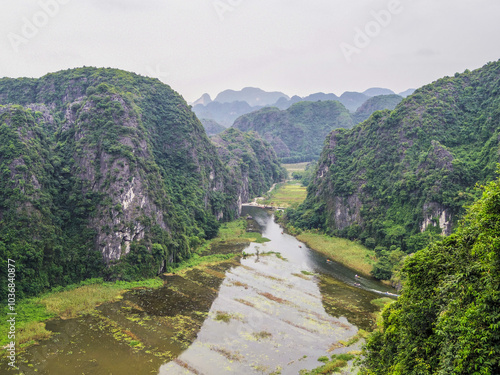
[1,207,394,374]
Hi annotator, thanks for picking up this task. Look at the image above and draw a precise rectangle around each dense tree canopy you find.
[361,175,500,374]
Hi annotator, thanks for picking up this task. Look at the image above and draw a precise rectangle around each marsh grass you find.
[336,329,369,349]
[283,162,308,173]
[370,297,395,309]
[252,331,272,340]
[0,278,163,349]
[214,311,232,323]
[235,298,255,308]
[296,232,375,276]
[292,272,311,280]
[211,346,243,362]
[300,353,356,374]
[17,321,52,348]
[260,251,288,261]
[259,292,291,305]
[259,181,307,208]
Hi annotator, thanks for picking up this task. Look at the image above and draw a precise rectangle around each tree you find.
[361,175,500,374]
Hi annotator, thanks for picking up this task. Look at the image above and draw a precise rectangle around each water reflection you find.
[158,207,392,374]
[2,207,393,374]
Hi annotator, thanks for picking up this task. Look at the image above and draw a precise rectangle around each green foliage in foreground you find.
[361,176,500,374]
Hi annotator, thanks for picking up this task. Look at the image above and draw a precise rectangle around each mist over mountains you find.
[192,86,414,129]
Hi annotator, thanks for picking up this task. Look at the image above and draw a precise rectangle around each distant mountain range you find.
[192,87,415,129]
[230,94,403,163]
[233,101,355,163]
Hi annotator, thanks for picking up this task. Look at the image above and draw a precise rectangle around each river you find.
[2,207,394,374]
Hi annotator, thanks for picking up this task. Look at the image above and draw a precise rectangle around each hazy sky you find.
[1,0,499,102]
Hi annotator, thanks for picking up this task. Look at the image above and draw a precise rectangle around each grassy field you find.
[0,219,264,350]
[296,232,376,276]
[258,181,307,208]
[212,219,270,244]
[283,162,308,173]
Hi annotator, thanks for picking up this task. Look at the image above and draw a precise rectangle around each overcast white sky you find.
[1,0,499,102]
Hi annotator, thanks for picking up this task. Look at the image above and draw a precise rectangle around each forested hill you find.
[233,101,354,163]
[287,60,500,257]
[353,94,403,124]
[361,174,500,374]
[211,128,286,202]
[0,67,283,300]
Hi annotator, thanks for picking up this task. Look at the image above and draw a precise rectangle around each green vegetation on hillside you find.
[233,101,354,163]
[0,68,284,302]
[353,94,403,124]
[286,60,500,280]
[211,128,286,200]
[361,175,500,374]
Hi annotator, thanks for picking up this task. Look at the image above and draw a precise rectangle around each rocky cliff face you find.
[290,60,500,252]
[0,68,276,297]
[211,128,286,214]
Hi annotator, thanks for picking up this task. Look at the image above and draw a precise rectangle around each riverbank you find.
[255,173,379,280]
[0,218,267,353]
[297,232,376,277]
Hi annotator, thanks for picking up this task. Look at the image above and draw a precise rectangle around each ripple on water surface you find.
[2,207,393,374]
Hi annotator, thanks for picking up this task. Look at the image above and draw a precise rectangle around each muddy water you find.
[2,207,394,374]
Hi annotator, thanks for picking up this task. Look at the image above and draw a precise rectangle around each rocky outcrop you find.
[420,203,452,236]
[211,128,286,215]
[291,60,500,251]
[0,68,249,292]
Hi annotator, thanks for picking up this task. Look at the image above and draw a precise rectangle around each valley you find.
[0,206,394,374]
[1,59,500,374]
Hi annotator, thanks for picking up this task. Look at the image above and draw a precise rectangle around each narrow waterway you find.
[3,207,394,374]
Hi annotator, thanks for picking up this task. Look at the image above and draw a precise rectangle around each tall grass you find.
[259,181,307,208]
[0,278,163,349]
[297,232,375,276]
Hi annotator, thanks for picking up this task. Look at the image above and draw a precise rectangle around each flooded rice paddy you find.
[2,207,395,374]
